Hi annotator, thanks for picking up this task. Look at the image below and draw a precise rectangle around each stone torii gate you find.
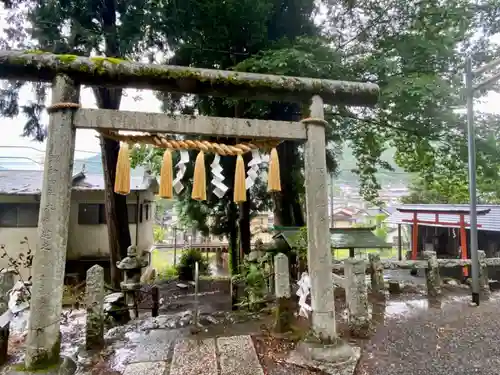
[0,51,379,370]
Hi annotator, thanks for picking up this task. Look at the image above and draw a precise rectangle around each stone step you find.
[170,338,218,375]
[123,334,264,375]
[217,335,264,375]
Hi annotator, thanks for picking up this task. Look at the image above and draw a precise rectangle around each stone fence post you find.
[424,251,441,298]
[344,258,370,337]
[0,270,14,365]
[274,253,293,334]
[369,254,384,295]
[85,265,105,350]
[478,250,490,299]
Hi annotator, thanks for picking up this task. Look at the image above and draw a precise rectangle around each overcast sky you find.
[1,6,500,170]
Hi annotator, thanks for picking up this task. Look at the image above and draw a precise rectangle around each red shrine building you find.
[386,204,500,278]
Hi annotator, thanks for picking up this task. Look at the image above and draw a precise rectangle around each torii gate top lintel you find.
[397,207,491,215]
[0,50,379,107]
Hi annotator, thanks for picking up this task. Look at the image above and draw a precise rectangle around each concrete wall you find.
[0,190,155,278]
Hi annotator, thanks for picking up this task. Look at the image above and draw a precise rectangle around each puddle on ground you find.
[382,294,472,318]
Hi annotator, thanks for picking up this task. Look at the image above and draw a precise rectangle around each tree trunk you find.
[274,141,305,227]
[95,87,131,289]
[237,121,252,256]
[95,0,132,289]
[228,202,239,309]
[238,199,251,255]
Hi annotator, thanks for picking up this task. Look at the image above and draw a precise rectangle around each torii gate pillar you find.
[25,75,78,369]
[304,95,337,340]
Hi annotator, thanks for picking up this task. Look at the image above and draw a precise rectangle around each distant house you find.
[331,207,358,227]
[0,169,158,279]
[354,207,391,227]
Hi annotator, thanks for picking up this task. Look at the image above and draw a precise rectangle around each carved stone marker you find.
[0,270,14,365]
[424,251,441,298]
[85,265,105,350]
[274,253,293,333]
[344,259,370,337]
[369,254,384,295]
[478,250,490,299]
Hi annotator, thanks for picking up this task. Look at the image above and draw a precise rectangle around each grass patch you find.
[150,248,217,281]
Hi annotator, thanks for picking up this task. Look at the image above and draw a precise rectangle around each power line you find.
[0,156,102,165]
[0,145,100,154]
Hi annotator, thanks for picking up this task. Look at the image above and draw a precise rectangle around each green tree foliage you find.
[131,0,322,255]
[0,0,169,287]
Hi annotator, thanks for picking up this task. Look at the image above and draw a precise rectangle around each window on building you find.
[0,203,40,227]
[128,204,138,224]
[139,204,143,223]
[78,203,106,225]
[145,204,150,220]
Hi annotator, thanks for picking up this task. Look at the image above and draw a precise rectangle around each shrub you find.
[158,264,179,280]
[176,248,209,281]
[153,226,166,243]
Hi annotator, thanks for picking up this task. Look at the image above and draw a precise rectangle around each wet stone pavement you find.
[97,312,271,375]
[8,278,500,375]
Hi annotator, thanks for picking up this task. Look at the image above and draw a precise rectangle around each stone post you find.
[25,75,79,370]
[303,96,336,341]
[368,254,384,295]
[424,251,441,298]
[478,250,490,299]
[85,265,105,350]
[274,253,293,333]
[344,258,370,337]
[0,270,14,365]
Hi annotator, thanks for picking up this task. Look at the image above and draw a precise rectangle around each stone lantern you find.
[116,245,148,318]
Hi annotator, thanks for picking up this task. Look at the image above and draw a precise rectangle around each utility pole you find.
[465,55,500,306]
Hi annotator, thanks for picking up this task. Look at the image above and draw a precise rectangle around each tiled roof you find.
[272,226,391,249]
[0,170,158,195]
[385,204,500,232]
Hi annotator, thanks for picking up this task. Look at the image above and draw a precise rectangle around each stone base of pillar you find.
[286,339,360,375]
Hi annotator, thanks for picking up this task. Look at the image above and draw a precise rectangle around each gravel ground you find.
[357,292,500,375]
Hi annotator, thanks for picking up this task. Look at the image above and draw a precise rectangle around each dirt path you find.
[357,291,500,375]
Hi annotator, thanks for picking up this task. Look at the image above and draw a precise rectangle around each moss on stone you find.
[90,56,127,65]
[22,332,61,372]
[13,361,60,373]
[23,50,46,55]
[55,55,78,64]
[303,329,343,346]
[273,297,293,334]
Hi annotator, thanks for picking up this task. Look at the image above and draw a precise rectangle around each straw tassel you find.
[114,142,131,195]
[191,150,207,201]
[159,149,173,199]
[234,154,247,203]
[267,147,281,192]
